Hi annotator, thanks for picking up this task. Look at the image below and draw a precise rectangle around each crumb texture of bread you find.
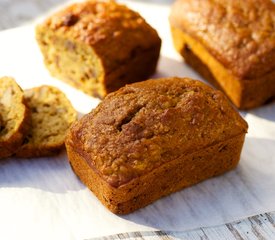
[0,77,31,159]
[66,77,248,214]
[15,85,77,158]
[36,0,161,99]
[170,0,275,109]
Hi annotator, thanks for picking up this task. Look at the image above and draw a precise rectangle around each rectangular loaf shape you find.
[66,134,245,214]
[65,77,248,214]
[36,0,161,99]
[169,0,275,109]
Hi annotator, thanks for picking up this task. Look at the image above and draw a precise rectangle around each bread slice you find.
[0,77,31,158]
[15,85,77,158]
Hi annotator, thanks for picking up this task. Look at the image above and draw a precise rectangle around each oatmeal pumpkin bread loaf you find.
[16,85,77,158]
[36,0,161,99]
[66,77,248,214]
[170,0,275,109]
[0,77,31,159]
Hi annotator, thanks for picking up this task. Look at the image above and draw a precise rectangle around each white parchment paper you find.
[0,2,274,239]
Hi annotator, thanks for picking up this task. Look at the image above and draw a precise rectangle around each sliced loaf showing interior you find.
[0,77,31,158]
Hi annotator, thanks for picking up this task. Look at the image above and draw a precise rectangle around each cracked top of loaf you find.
[38,0,160,62]
[66,77,248,188]
[170,0,275,79]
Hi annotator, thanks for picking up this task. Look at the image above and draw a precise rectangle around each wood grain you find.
[91,212,275,240]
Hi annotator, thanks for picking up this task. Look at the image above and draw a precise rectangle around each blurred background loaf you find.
[36,0,161,99]
[170,0,275,109]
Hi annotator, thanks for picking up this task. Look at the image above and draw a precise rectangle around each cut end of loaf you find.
[35,27,106,98]
[35,0,161,99]
[0,77,31,158]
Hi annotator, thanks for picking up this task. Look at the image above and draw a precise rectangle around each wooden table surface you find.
[1,0,275,239]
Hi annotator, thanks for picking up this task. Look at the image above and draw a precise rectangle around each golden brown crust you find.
[66,77,248,213]
[15,85,77,158]
[67,133,245,214]
[172,27,275,109]
[41,0,161,71]
[36,0,161,98]
[170,26,275,109]
[0,77,31,158]
[169,0,275,79]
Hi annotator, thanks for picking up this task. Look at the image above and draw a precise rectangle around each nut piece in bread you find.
[169,0,275,109]
[36,0,161,99]
[0,77,31,159]
[65,77,248,214]
[16,85,77,158]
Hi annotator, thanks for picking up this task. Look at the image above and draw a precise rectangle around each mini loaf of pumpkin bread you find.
[0,77,31,159]
[36,0,161,99]
[65,77,248,214]
[170,0,275,109]
[15,85,77,158]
